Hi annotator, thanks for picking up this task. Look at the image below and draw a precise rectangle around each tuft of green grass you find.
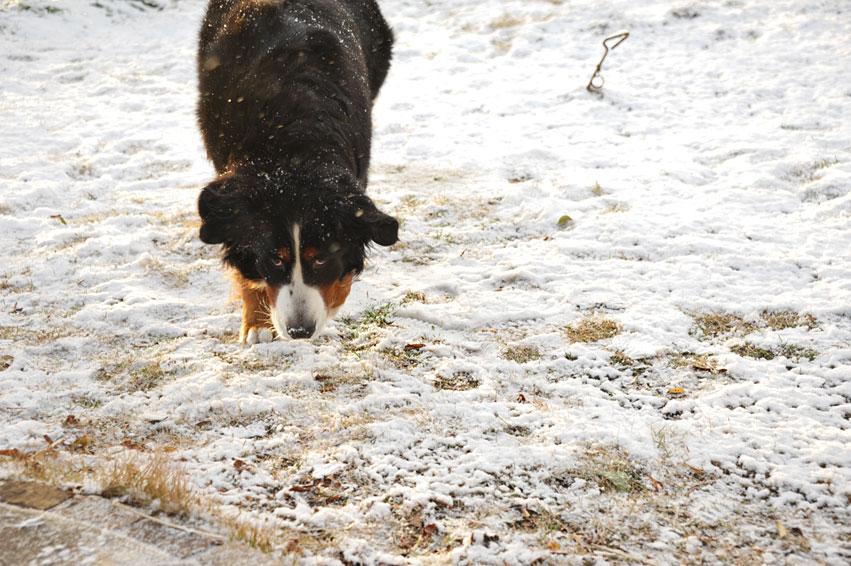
[778,342,818,362]
[339,301,397,354]
[610,351,635,367]
[361,302,395,328]
[565,316,621,343]
[731,342,818,362]
[13,2,64,14]
[731,343,775,360]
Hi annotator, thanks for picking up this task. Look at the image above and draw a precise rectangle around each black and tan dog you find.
[196,0,398,343]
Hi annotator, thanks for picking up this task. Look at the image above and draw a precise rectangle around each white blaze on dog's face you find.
[267,224,354,339]
[268,224,328,339]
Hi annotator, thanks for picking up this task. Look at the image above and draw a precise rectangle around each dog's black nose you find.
[287,324,315,339]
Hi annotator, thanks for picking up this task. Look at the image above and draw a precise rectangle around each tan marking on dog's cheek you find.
[319,272,354,311]
[265,285,280,309]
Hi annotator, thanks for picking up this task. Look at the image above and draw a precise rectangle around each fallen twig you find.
[112,500,227,542]
[587,31,629,93]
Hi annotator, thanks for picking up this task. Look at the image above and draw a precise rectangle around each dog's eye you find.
[271,256,283,268]
[313,258,327,269]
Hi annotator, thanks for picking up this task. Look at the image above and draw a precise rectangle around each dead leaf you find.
[649,476,664,492]
[666,386,685,396]
[789,526,805,538]
[0,448,24,459]
[63,415,80,427]
[289,483,315,492]
[776,520,788,539]
[233,458,251,472]
[285,539,301,554]
[686,464,706,478]
[547,540,561,551]
[404,343,425,350]
[423,523,438,536]
[120,439,145,451]
[601,470,632,492]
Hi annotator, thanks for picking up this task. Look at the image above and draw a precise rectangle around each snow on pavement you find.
[1,0,850,564]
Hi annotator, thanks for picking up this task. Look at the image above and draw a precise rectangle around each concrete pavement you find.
[0,480,280,566]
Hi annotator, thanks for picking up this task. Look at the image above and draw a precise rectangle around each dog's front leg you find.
[234,273,275,345]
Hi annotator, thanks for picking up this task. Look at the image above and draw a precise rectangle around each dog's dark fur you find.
[196,0,397,341]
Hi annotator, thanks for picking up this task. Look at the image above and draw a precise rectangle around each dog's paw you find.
[241,327,274,346]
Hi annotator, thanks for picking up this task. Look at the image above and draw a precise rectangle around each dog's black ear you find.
[198,177,238,245]
[349,195,399,247]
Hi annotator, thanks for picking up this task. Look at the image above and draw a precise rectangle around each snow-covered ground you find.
[2,0,850,564]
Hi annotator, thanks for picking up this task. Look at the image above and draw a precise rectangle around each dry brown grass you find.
[690,310,818,340]
[578,444,646,494]
[99,451,196,515]
[565,316,621,343]
[601,203,631,214]
[503,345,541,364]
[0,447,277,552]
[490,14,524,29]
[139,254,192,288]
[690,311,754,338]
[0,323,77,345]
[211,510,278,553]
[433,371,480,391]
[761,310,818,331]
[669,353,725,374]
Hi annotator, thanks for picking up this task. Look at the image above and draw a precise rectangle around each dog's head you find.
[198,168,398,339]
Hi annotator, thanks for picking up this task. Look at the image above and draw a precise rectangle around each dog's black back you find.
[197,0,393,180]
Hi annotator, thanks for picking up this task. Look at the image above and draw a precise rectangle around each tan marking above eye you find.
[278,247,292,262]
[303,247,318,261]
